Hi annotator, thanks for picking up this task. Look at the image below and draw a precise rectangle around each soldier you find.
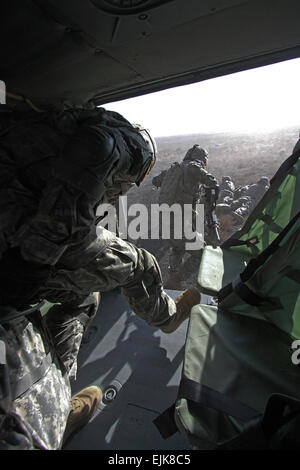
[233,184,249,200]
[153,144,218,289]
[217,189,234,204]
[0,106,201,449]
[232,196,255,219]
[220,176,235,193]
[216,203,244,243]
[244,176,269,205]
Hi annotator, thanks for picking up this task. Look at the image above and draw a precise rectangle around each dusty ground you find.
[123,125,299,286]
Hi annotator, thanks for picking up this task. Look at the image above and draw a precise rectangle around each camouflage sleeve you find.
[152,170,167,188]
[13,181,96,265]
[0,317,71,450]
[11,125,118,266]
[0,145,36,259]
[186,163,218,188]
[0,340,34,450]
[41,227,176,330]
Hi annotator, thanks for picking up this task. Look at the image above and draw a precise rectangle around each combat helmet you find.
[132,124,157,185]
[94,109,158,204]
[183,144,208,165]
[258,176,269,185]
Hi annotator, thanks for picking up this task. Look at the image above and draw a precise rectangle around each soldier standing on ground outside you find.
[152,144,218,289]
[244,176,269,205]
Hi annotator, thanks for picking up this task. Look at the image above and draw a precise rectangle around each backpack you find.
[158,162,185,206]
[155,148,300,449]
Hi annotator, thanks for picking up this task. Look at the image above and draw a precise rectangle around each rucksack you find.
[158,162,185,206]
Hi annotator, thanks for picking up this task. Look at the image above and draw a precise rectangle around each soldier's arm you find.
[15,124,119,266]
[152,169,167,188]
[0,339,35,449]
[185,163,218,188]
[200,168,218,187]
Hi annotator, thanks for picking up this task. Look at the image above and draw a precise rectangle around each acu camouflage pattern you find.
[0,230,176,449]
[157,160,217,207]
[0,314,71,450]
[0,105,148,267]
[154,159,218,275]
[45,292,100,381]
[41,227,176,329]
[0,106,177,448]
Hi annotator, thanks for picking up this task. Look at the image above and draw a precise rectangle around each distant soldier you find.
[230,196,255,219]
[220,176,235,193]
[234,185,249,199]
[216,203,244,243]
[152,169,168,189]
[153,144,218,289]
[218,189,234,204]
[244,176,269,205]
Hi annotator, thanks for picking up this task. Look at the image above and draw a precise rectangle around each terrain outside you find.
[124,125,299,286]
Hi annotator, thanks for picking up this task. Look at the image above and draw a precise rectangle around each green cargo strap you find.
[231,275,282,309]
[290,165,300,177]
[219,211,300,303]
[226,148,300,243]
[240,211,300,282]
[222,236,259,249]
[258,214,282,233]
[10,351,53,401]
[153,404,177,439]
[178,378,260,421]
[282,267,300,285]
[154,378,260,439]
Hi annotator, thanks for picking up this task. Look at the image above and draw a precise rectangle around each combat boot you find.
[62,386,102,445]
[160,287,201,333]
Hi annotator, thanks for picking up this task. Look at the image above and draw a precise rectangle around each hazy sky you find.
[106,57,300,137]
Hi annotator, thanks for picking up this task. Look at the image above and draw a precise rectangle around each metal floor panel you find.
[64,289,197,450]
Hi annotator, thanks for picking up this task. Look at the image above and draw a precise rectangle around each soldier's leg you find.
[42,227,199,333]
[45,293,100,381]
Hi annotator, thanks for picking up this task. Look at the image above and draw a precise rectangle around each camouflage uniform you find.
[244,177,269,205]
[220,176,235,193]
[231,196,255,219]
[42,227,176,354]
[218,189,234,203]
[233,185,249,199]
[154,147,218,279]
[0,313,71,449]
[216,203,244,243]
[0,106,175,449]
